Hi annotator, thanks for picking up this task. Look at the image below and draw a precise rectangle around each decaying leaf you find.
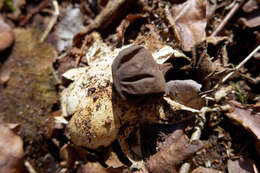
[0,124,24,173]
[77,162,107,173]
[0,16,14,52]
[105,150,124,169]
[206,0,217,20]
[73,0,137,46]
[152,45,190,65]
[59,144,78,168]
[166,80,205,109]
[170,0,207,51]
[238,0,260,28]
[147,128,204,173]
[238,11,260,28]
[242,0,259,13]
[112,45,166,103]
[227,158,258,173]
[226,101,260,157]
[226,101,260,141]
[192,41,219,89]
[191,167,220,173]
[55,5,85,52]
[214,86,233,102]
[42,110,66,139]
[116,13,146,42]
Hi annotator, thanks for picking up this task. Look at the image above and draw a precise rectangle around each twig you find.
[222,45,260,83]
[164,5,181,42]
[179,105,232,173]
[75,35,90,67]
[25,160,37,173]
[211,0,245,36]
[73,0,129,46]
[163,96,200,113]
[40,0,59,43]
[179,107,207,173]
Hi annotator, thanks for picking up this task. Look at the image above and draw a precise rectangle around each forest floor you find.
[0,0,260,173]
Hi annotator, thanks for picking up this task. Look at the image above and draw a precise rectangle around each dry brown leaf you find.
[238,11,260,28]
[192,41,216,89]
[239,0,260,28]
[242,0,259,13]
[0,124,24,173]
[77,162,107,173]
[206,0,217,20]
[166,80,205,109]
[105,151,124,169]
[116,14,146,42]
[227,158,258,173]
[207,36,230,46]
[59,144,78,168]
[42,110,65,139]
[170,0,206,51]
[192,167,220,173]
[147,129,204,173]
[226,102,260,141]
[0,16,14,52]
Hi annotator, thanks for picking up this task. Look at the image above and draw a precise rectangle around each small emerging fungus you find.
[62,35,171,150]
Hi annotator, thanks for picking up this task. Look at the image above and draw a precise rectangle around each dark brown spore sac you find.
[112,45,166,103]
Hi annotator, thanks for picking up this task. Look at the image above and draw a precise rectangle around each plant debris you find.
[0,124,24,173]
[0,16,14,52]
[1,0,260,172]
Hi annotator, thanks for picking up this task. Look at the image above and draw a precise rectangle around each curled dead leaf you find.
[0,17,14,52]
[77,162,107,173]
[238,11,260,28]
[147,129,204,173]
[116,14,146,42]
[242,0,259,13]
[226,101,260,140]
[227,158,258,173]
[170,0,207,51]
[0,124,24,173]
[166,80,205,109]
[192,167,220,173]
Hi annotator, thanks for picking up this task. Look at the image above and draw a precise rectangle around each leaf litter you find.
[0,0,260,173]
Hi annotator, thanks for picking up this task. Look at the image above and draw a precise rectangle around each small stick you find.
[25,160,37,173]
[179,107,207,173]
[179,104,232,173]
[163,96,200,113]
[40,0,59,43]
[164,5,181,42]
[222,45,260,83]
[211,0,245,37]
[73,0,128,46]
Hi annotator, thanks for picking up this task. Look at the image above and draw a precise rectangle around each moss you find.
[231,82,249,104]
[0,29,58,141]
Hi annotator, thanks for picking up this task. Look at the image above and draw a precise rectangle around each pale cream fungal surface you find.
[61,33,174,149]
[61,33,136,149]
